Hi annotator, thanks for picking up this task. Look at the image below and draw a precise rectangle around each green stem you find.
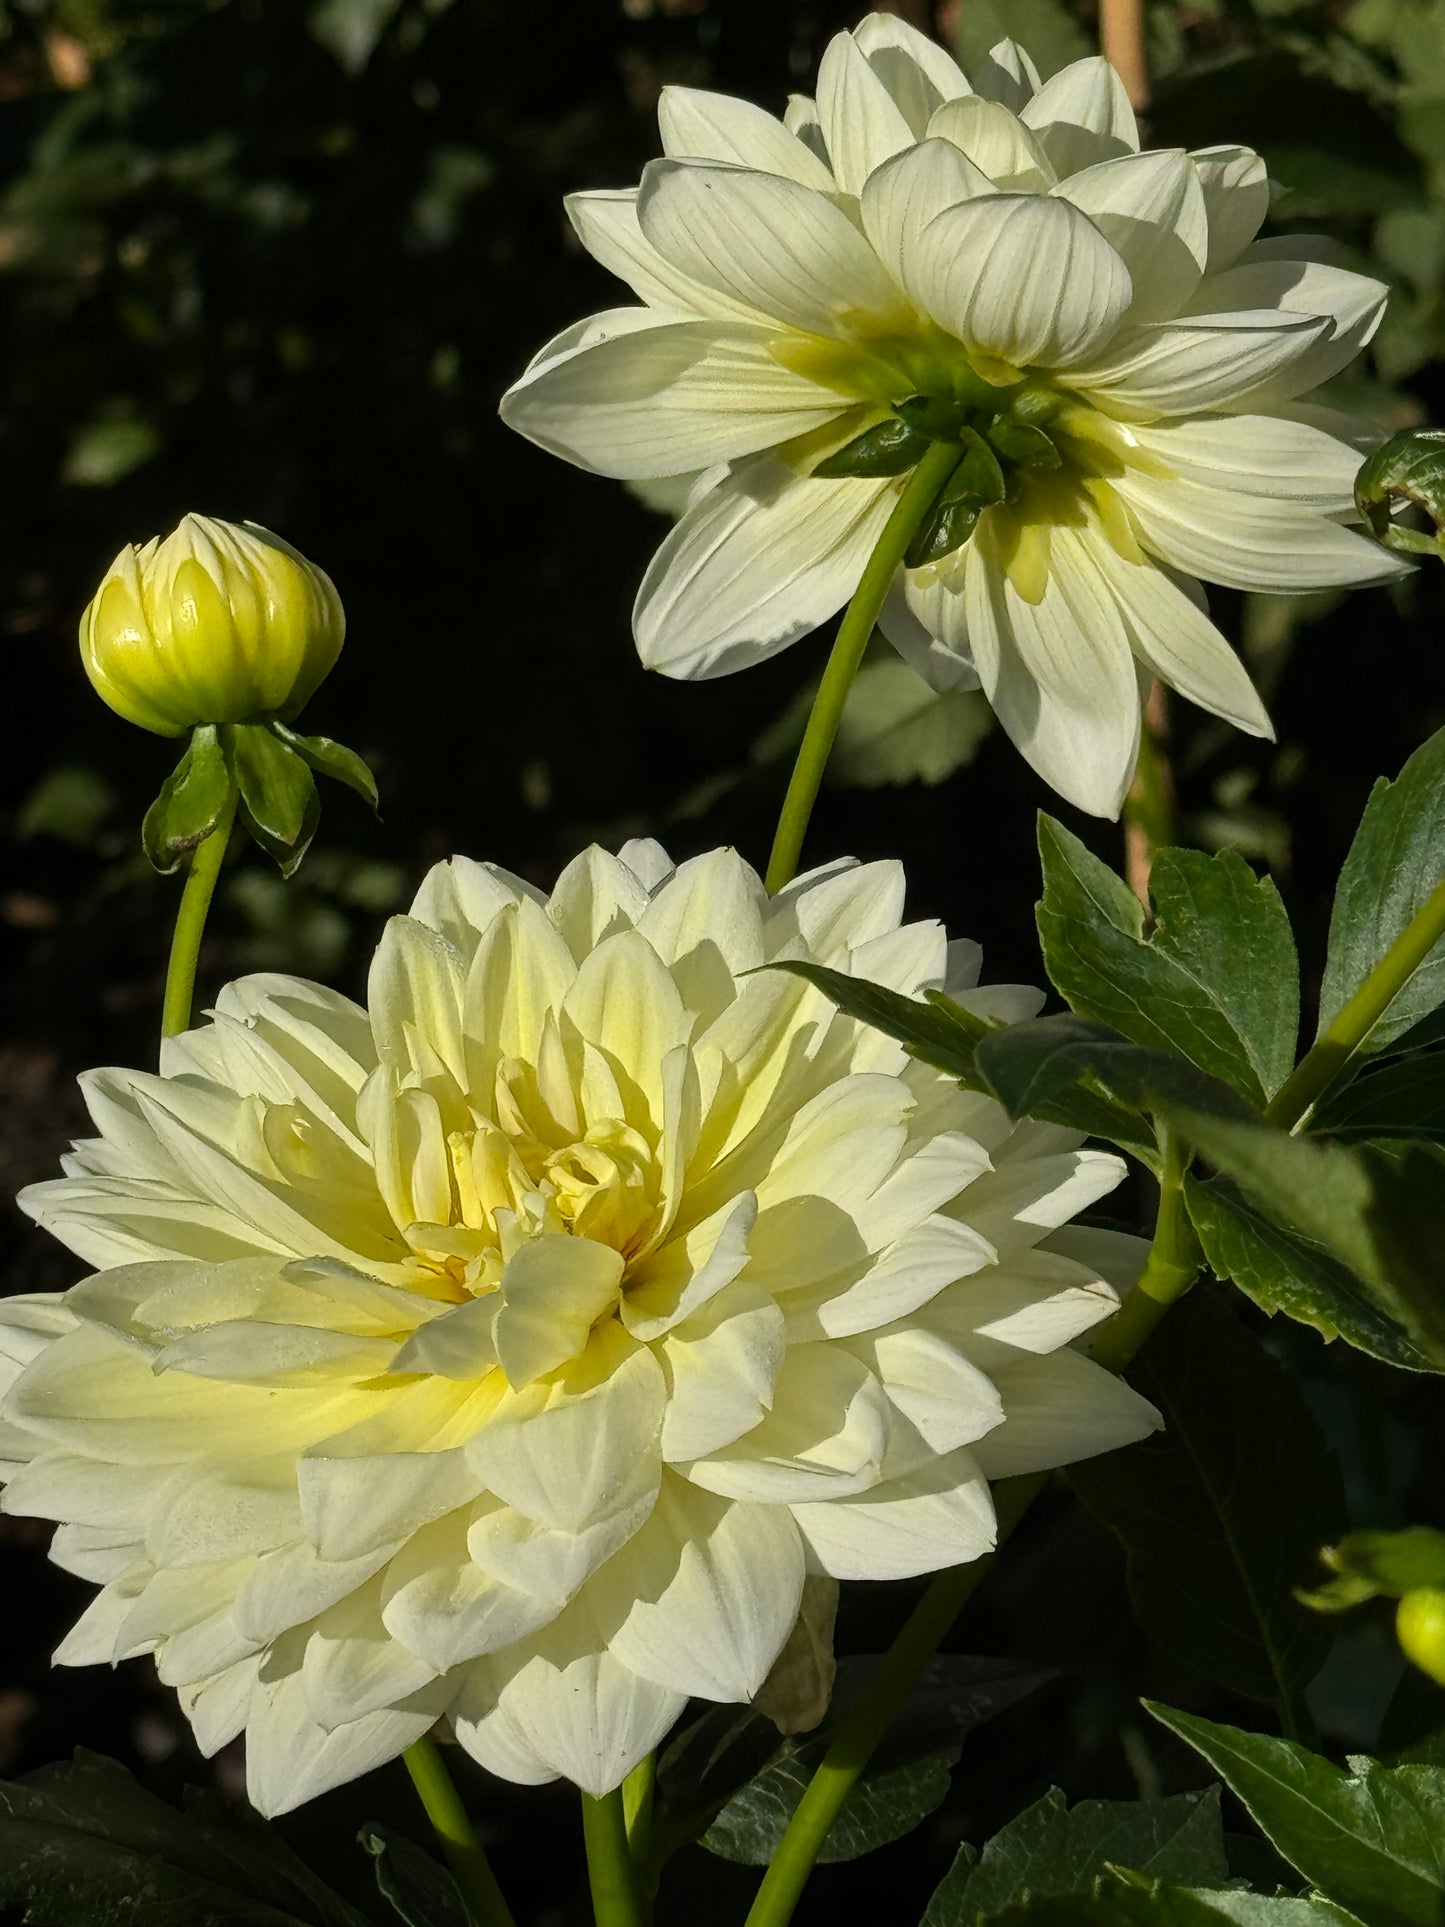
[744,1125,1201,1927]
[1264,868,1445,1130]
[1121,679,1174,905]
[764,440,965,894]
[404,1740,516,1927]
[160,791,238,1040]
[622,1752,656,1883]
[582,1784,647,1927]
[1088,1128,1200,1375]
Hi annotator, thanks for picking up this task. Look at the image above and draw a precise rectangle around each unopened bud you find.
[1397,1588,1445,1688]
[80,514,344,737]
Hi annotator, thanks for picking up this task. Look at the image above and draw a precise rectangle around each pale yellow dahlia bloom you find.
[1,843,1155,1811]
[501,16,1407,815]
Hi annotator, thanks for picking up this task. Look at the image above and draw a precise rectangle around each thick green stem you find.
[160,792,238,1040]
[764,441,964,894]
[744,1128,1200,1927]
[1088,1129,1200,1375]
[404,1741,516,1927]
[582,1784,647,1927]
[1264,869,1445,1130]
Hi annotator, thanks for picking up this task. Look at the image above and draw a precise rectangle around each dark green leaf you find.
[979,1877,1362,1924]
[1149,1705,1445,1927]
[988,419,1061,468]
[241,778,323,879]
[921,1786,1228,1924]
[1036,819,1300,1105]
[1318,728,1445,1054]
[1069,1291,1343,1706]
[1314,1054,1445,1144]
[0,1751,370,1927]
[141,724,236,874]
[224,722,318,848]
[1183,1173,1435,1374]
[812,414,937,478]
[973,1015,1248,1136]
[272,720,380,810]
[359,1826,467,1927]
[698,1657,1044,1867]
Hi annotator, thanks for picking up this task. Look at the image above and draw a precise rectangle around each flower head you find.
[2,842,1155,1811]
[501,17,1406,815]
[81,514,344,738]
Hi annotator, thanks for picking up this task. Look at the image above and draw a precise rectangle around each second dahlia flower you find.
[1,843,1155,1811]
[501,17,1406,815]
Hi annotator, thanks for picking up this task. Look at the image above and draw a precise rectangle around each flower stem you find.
[404,1740,516,1927]
[1122,679,1174,905]
[622,1752,656,1875]
[764,440,965,894]
[1264,867,1445,1131]
[160,792,238,1040]
[582,1784,648,1927]
[743,1133,1200,1927]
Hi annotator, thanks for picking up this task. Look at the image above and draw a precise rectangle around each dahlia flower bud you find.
[81,514,344,738]
[1397,1589,1445,1688]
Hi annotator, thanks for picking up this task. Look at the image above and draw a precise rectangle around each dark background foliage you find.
[2,0,1445,1919]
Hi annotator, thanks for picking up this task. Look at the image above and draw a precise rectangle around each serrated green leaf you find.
[1182,1173,1435,1373]
[1314,1054,1445,1144]
[0,1751,369,1927]
[1318,728,1445,1053]
[972,1015,1248,1132]
[141,725,236,874]
[358,1826,467,1927]
[1068,1292,1343,1706]
[980,1878,1362,1924]
[224,722,317,849]
[831,658,992,789]
[1037,821,1299,1106]
[921,1786,1228,1924]
[272,720,379,810]
[1148,1705,1445,1927]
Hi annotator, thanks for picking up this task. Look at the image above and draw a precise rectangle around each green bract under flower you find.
[500,16,1408,816]
[0,843,1156,1812]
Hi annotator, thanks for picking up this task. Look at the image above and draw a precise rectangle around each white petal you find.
[1186,243,1388,406]
[468,1490,653,1603]
[481,1638,686,1798]
[860,139,993,291]
[494,1236,624,1388]
[970,1348,1160,1478]
[880,561,980,691]
[380,1509,559,1669]
[499,316,847,480]
[1191,145,1269,272]
[659,1280,786,1462]
[657,85,836,189]
[298,1441,482,1562]
[564,189,761,322]
[971,40,1041,112]
[633,457,895,680]
[909,194,1132,368]
[1068,311,1330,420]
[1130,412,1361,507]
[1054,150,1208,324]
[1116,468,1412,592]
[964,525,1141,818]
[955,1145,1126,1260]
[687,1345,890,1503]
[1021,56,1138,176]
[606,1477,805,1700]
[926,96,1056,192]
[853,13,971,135]
[637,160,908,337]
[302,1579,439,1729]
[548,845,653,954]
[790,1445,996,1580]
[815,30,916,193]
[244,1667,444,1817]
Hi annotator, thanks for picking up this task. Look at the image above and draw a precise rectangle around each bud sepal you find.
[142,725,234,874]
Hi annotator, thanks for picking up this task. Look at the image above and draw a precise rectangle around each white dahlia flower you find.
[0,843,1155,1812]
[500,16,1407,815]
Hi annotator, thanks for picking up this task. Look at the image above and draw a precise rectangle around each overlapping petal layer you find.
[2,844,1157,1811]
[501,14,1406,816]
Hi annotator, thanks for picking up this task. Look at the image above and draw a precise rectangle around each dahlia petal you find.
[790,1445,996,1581]
[773,856,909,960]
[625,1193,758,1341]
[963,528,1141,819]
[302,1580,440,1729]
[853,12,971,135]
[145,1464,300,1567]
[1130,413,1361,507]
[855,1324,1005,1457]
[926,96,1056,192]
[971,39,1042,112]
[179,1655,261,1757]
[368,915,467,1091]
[380,1509,559,1669]
[633,457,895,680]
[860,138,993,291]
[498,317,848,481]
[408,854,533,953]
[495,1236,625,1389]
[879,567,981,692]
[657,85,835,189]
[802,1212,995,1341]
[462,895,578,1095]
[659,1281,787,1461]
[234,1537,400,1645]
[244,1669,445,1817]
[815,29,916,193]
[1021,55,1138,176]
[1191,144,1270,271]
[635,847,768,1013]
[564,190,761,321]
[1055,150,1208,323]
[468,1490,654,1602]
[686,1345,890,1502]
[606,1479,805,1700]
[954,1146,1126,1260]
[488,1645,686,1800]
[970,1348,1161,1478]
[548,845,653,955]
[299,1442,483,1563]
[1116,468,1412,591]
[909,193,1132,368]
[1069,310,1331,420]
[452,1688,558,1785]
[1186,245,1388,405]
[637,160,909,336]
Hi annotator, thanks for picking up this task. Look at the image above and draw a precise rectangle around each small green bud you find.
[80,513,345,736]
[1355,427,1445,558]
[1398,1588,1445,1687]
[813,415,936,478]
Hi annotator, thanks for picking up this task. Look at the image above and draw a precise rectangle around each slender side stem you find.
[765,441,964,894]
[582,1784,648,1927]
[1264,869,1445,1131]
[404,1740,517,1927]
[744,1128,1201,1927]
[1122,680,1174,905]
[160,792,238,1040]
[1088,1129,1200,1374]
[1100,0,1150,109]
